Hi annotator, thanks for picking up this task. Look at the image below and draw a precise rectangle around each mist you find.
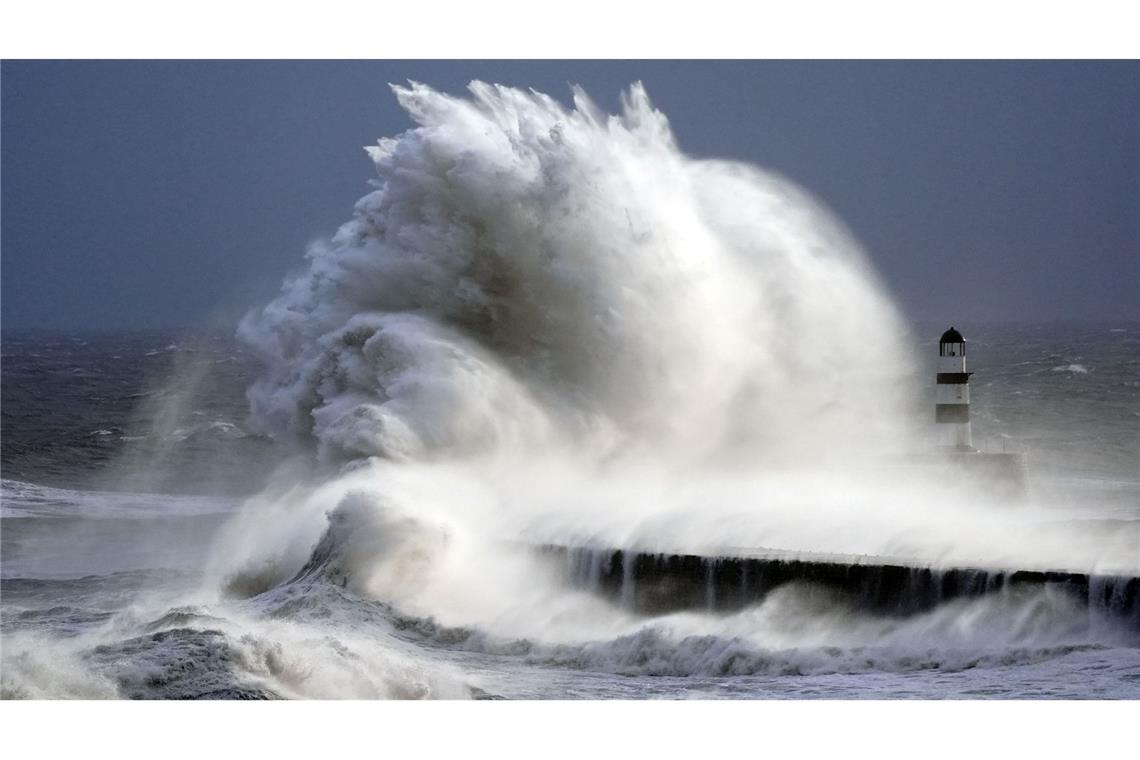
[3,80,1136,701]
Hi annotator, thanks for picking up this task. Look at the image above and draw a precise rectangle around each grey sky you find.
[2,60,1137,330]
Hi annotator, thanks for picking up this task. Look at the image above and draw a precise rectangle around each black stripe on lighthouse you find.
[936,372,973,384]
[935,404,970,423]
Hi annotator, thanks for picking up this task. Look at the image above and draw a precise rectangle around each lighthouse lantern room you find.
[936,326,974,451]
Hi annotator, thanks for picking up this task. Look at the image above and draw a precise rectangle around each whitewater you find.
[2,82,1138,699]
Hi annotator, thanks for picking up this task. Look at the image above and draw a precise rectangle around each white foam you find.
[239,81,915,469]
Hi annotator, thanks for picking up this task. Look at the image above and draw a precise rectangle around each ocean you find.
[3,323,1137,699]
[2,82,1137,700]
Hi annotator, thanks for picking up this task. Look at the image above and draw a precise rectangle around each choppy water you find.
[4,82,1138,701]
[3,324,1137,699]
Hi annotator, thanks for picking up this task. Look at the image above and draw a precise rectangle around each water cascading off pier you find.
[542,544,1140,628]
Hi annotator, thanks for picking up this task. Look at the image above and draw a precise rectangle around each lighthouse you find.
[936,326,974,451]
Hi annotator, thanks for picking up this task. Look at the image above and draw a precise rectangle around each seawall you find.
[542,544,1140,628]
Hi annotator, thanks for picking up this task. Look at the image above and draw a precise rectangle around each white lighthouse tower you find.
[936,326,974,451]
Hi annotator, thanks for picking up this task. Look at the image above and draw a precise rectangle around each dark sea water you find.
[1,330,275,495]
[2,324,1138,699]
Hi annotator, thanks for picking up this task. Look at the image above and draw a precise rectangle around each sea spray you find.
[238,81,916,470]
[7,83,1139,700]
[223,82,890,641]
[204,81,1138,664]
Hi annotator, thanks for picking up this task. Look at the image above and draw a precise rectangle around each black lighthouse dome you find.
[939,326,964,344]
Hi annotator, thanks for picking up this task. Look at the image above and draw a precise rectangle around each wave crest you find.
[239,81,913,468]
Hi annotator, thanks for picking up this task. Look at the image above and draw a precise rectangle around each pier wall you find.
[543,545,1139,628]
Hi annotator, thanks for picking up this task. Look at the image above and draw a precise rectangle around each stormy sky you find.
[2,60,1136,330]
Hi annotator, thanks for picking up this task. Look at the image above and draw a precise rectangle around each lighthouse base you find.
[946,450,1028,499]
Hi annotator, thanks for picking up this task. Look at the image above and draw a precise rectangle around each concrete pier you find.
[543,544,1140,628]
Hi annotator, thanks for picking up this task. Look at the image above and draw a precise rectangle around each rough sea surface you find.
[3,324,1137,699]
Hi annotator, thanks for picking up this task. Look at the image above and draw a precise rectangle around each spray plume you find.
[216,81,1135,630]
[239,81,914,471]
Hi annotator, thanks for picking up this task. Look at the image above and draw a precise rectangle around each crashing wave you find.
[238,81,913,469]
